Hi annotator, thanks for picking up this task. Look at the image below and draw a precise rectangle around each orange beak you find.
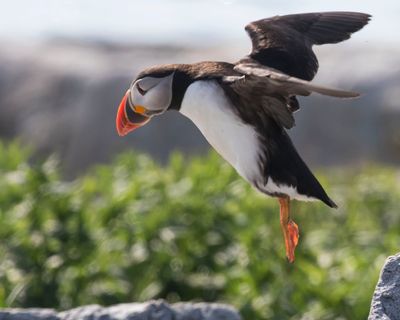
[116,90,150,137]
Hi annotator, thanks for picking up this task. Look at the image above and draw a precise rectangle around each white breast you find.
[180,80,261,183]
[179,80,317,202]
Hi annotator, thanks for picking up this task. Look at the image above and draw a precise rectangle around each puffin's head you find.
[116,65,177,136]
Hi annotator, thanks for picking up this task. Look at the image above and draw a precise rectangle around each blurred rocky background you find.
[1,39,399,177]
[0,0,399,177]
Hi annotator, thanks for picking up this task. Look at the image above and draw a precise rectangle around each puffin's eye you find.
[137,83,147,96]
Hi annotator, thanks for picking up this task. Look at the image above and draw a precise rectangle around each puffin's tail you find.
[321,193,338,209]
[266,124,338,209]
[291,154,338,209]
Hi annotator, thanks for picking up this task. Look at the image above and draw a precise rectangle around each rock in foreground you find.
[0,301,241,320]
[369,253,400,320]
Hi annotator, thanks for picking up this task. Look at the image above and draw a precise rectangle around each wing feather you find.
[222,62,359,130]
[244,11,371,80]
[217,12,370,130]
[234,63,360,98]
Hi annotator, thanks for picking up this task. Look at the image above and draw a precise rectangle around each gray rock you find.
[0,308,58,320]
[0,301,241,320]
[369,253,400,320]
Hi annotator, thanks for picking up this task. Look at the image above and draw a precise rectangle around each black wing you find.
[245,11,371,80]
[223,61,359,129]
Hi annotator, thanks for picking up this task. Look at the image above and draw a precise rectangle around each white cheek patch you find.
[131,73,174,112]
[137,77,161,91]
[131,87,145,106]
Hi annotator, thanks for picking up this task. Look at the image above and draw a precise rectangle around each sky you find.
[1,0,399,46]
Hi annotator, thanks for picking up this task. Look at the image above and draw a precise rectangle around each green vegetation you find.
[0,141,399,319]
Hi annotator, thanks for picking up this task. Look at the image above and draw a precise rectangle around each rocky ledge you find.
[0,301,241,320]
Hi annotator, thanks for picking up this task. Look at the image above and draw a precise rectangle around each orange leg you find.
[278,197,299,263]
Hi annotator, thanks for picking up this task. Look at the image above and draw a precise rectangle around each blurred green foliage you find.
[0,141,399,319]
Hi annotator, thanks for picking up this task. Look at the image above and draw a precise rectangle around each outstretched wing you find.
[244,12,371,80]
[223,61,359,129]
[233,62,360,98]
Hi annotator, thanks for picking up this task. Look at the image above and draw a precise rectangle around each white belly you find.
[179,80,317,202]
[180,80,261,182]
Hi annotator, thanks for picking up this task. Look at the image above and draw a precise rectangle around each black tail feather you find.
[265,124,337,208]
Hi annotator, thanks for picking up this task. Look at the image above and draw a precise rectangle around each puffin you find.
[116,12,370,263]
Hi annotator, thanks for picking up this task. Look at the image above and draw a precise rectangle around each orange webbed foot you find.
[279,198,300,263]
[286,219,299,263]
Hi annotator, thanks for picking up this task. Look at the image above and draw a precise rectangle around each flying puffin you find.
[116,12,370,262]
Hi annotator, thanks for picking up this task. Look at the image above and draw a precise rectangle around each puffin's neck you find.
[168,67,195,111]
[168,61,236,111]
